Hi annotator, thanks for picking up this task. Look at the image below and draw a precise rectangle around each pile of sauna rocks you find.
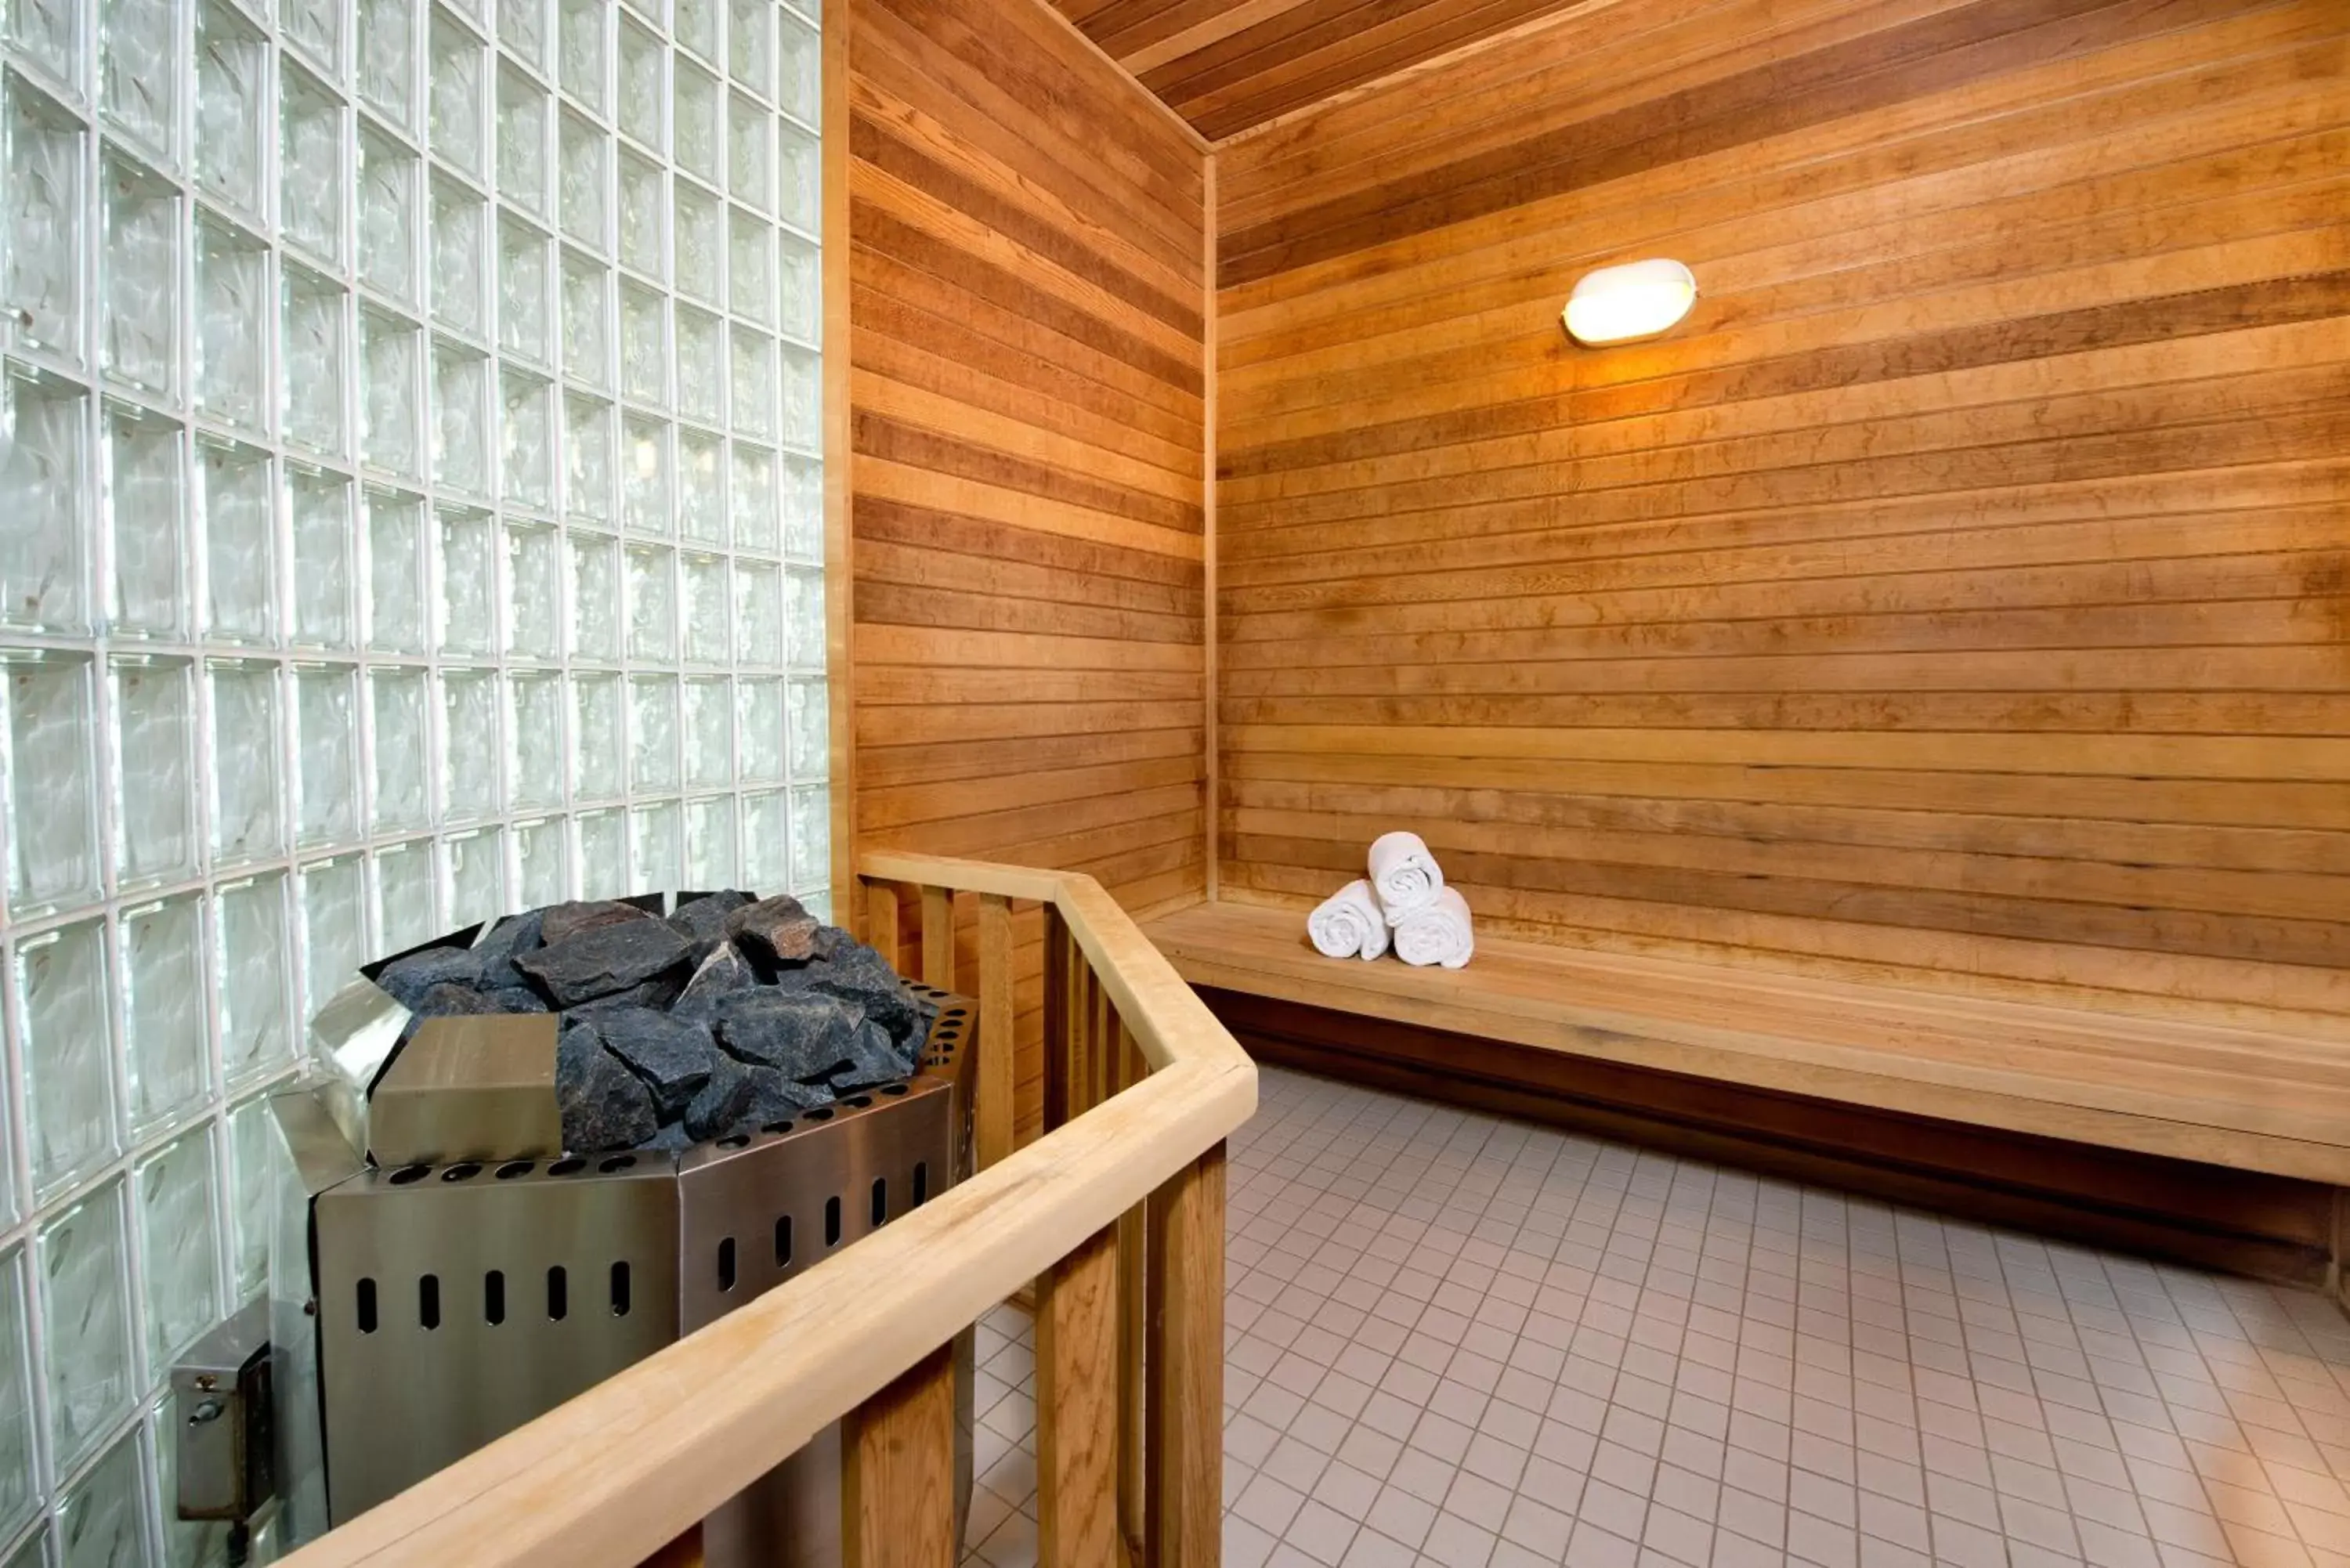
[369,892,940,1155]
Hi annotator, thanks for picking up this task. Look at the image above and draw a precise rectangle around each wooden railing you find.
[280,853,1257,1568]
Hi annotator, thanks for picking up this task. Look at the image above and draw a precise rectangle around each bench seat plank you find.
[1143,902,2350,1184]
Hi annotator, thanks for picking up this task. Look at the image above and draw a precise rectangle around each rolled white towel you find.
[1368,830,1444,922]
[1307,880,1390,961]
[1392,887,1474,970]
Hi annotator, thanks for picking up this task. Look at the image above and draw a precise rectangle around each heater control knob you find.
[188,1399,225,1426]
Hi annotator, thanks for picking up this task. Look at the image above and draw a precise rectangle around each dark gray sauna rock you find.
[374,945,483,1010]
[555,1022,660,1153]
[725,894,822,965]
[515,919,694,1006]
[712,990,859,1081]
[594,1006,717,1120]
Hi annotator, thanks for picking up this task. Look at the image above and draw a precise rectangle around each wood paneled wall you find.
[1213,0,2350,1028]
[846,0,1209,1133]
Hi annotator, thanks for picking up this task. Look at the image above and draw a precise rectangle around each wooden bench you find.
[1144,901,2350,1291]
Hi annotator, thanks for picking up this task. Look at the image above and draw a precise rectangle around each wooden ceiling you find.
[1050,0,1588,141]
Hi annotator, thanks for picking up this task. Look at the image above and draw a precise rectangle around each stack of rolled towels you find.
[1307,831,1474,970]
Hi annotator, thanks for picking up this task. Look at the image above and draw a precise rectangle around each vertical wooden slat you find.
[843,1342,959,1568]
[920,884,955,989]
[819,0,855,919]
[1116,1026,1148,1552]
[865,880,900,971]
[1201,150,1219,904]
[1038,1226,1125,1568]
[977,894,1015,1169]
[1147,1143,1227,1568]
[637,1525,702,1568]
[1042,905,1072,1132]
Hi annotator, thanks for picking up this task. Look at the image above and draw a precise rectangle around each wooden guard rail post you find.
[274,853,1254,1568]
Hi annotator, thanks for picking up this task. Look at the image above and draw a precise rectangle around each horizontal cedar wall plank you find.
[1214,0,2350,1020]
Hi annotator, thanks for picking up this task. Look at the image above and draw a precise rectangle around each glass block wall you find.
[0,0,829,1550]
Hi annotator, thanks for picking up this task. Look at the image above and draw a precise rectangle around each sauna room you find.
[0,0,2342,1563]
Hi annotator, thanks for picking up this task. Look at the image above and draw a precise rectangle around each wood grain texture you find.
[851,0,1212,1141]
[844,1345,959,1568]
[1144,1143,1225,1568]
[1047,0,1605,139]
[1213,0,2350,1025]
[1037,1226,1126,1568]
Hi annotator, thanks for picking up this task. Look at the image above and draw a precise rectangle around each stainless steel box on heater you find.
[277,985,978,1566]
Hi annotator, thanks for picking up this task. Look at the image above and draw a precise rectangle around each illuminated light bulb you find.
[1561,258,1697,346]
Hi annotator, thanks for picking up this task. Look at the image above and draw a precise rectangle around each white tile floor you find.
[961,1067,2350,1568]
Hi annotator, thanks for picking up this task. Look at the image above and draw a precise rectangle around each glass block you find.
[514,815,565,905]
[290,468,357,649]
[358,128,421,306]
[367,667,429,830]
[779,237,815,341]
[787,675,825,779]
[497,218,552,366]
[779,16,816,123]
[729,327,772,440]
[497,64,548,217]
[441,670,499,818]
[682,550,727,664]
[299,853,366,1022]
[358,0,418,128]
[558,0,605,116]
[436,504,495,651]
[18,919,117,1194]
[504,520,559,656]
[618,150,663,278]
[728,0,771,97]
[38,1182,132,1464]
[569,670,618,798]
[6,0,76,89]
[777,453,815,560]
[360,308,425,479]
[727,93,768,211]
[283,267,351,457]
[559,250,610,389]
[281,63,346,267]
[674,182,721,306]
[208,659,284,862]
[631,797,679,892]
[139,1125,222,1370]
[432,341,489,494]
[673,0,714,63]
[567,528,617,659]
[1,367,90,631]
[500,0,546,72]
[749,446,796,562]
[99,155,179,396]
[619,283,665,406]
[732,559,778,666]
[216,871,291,1082]
[627,673,676,790]
[779,125,815,232]
[0,1248,31,1538]
[574,807,623,898]
[57,1424,143,1568]
[193,219,269,430]
[294,663,359,844]
[109,656,197,886]
[429,179,487,338]
[779,343,816,448]
[225,1093,276,1295]
[562,393,613,520]
[121,894,208,1132]
[4,79,82,368]
[677,427,721,543]
[501,370,553,508]
[428,12,486,180]
[620,412,667,532]
[676,306,721,426]
[6,654,100,911]
[682,675,727,787]
[624,542,674,661]
[365,491,428,652]
[737,677,781,788]
[441,825,501,923]
[374,840,436,950]
[672,63,718,187]
[558,110,606,249]
[684,796,733,888]
[789,781,825,890]
[195,0,268,219]
[284,0,343,78]
[739,786,783,887]
[198,439,273,641]
[728,208,772,327]
[506,670,561,807]
[786,564,822,666]
[616,17,660,150]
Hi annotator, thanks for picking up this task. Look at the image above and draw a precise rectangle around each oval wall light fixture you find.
[1562,258,1697,345]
